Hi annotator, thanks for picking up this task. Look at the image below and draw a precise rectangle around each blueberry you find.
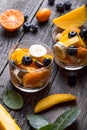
[22,56,32,65]
[64,1,72,10]
[35,61,43,68]
[67,46,77,56]
[56,3,65,13]
[23,22,31,32]
[68,73,77,86]
[30,24,38,33]
[43,58,52,66]
[48,0,55,5]
[79,28,87,40]
[68,31,77,38]
[24,15,28,22]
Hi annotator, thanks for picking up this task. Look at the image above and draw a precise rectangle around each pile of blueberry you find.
[23,15,38,33]
[56,1,72,13]
[48,0,72,13]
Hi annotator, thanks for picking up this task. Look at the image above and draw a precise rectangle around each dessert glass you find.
[8,40,53,92]
[52,26,87,70]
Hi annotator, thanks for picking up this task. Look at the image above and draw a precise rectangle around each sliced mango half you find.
[52,5,87,29]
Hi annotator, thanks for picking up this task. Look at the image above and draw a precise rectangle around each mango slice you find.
[34,94,77,113]
[0,104,20,130]
[52,5,87,29]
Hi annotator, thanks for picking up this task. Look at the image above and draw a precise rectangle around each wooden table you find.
[0,0,87,130]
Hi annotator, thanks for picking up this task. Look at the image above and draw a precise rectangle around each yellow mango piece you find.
[34,94,77,113]
[0,104,20,130]
[52,5,87,29]
[11,48,26,65]
[60,35,83,47]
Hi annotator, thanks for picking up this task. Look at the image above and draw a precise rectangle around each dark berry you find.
[68,73,77,86]
[48,0,55,5]
[30,24,38,33]
[68,31,77,38]
[35,61,43,68]
[23,22,31,32]
[79,28,87,40]
[56,3,64,13]
[24,15,28,22]
[67,46,77,56]
[11,60,16,65]
[43,58,52,66]
[64,1,72,10]
[22,56,32,65]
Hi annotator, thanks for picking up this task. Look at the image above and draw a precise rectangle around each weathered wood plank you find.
[0,0,87,130]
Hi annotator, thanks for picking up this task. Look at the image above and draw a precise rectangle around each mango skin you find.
[0,104,20,130]
[34,94,77,113]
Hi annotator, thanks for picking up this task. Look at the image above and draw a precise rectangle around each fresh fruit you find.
[34,94,77,113]
[56,3,64,13]
[67,46,77,56]
[53,42,66,59]
[22,56,32,65]
[0,9,24,32]
[24,14,28,22]
[79,28,87,40]
[64,1,72,10]
[23,69,50,88]
[36,8,51,22]
[43,58,52,66]
[29,24,38,33]
[68,73,77,86]
[29,44,47,58]
[52,5,87,29]
[0,104,20,130]
[48,0,55,5]
[11,48,26,65]
[23,22,31,32]
[68,31,77,38]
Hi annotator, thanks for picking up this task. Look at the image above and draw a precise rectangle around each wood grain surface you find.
[0,0,87,130]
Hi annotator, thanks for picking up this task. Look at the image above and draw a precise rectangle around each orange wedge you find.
[0,9,24,32]
[52,5,87,29]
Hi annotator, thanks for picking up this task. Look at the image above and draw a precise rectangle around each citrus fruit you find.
[0,9,24,31]
[52,5,87,29]
[36,8,51,22]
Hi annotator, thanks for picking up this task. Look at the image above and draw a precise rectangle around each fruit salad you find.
[8,41,53,92]
[52,4,87,70]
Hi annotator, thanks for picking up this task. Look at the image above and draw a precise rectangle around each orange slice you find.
[52,5,87,29]
[0,9,24,31]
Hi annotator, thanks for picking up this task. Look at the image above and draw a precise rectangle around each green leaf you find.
[26,114,49,129]
[52,108,81,130]
[3,89,24,109]
[39,124,53,130]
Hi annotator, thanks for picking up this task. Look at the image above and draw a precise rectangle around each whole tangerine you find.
[0,9,24,32]
[36,8,51,22]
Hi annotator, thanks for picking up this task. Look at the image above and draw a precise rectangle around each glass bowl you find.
[52,26,87,70]
[8,40,53,92]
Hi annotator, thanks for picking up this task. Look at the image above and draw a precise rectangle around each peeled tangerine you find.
[52,5,87,29]
[34,94,77,113]
[0,104,20,130]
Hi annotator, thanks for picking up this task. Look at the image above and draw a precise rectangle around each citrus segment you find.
[52,5,87,29]
[34,94,77,113]
[0,9,24,31]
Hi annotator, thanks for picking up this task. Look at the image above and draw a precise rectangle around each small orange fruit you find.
[36,8,51,22]
[0,9,24,32]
